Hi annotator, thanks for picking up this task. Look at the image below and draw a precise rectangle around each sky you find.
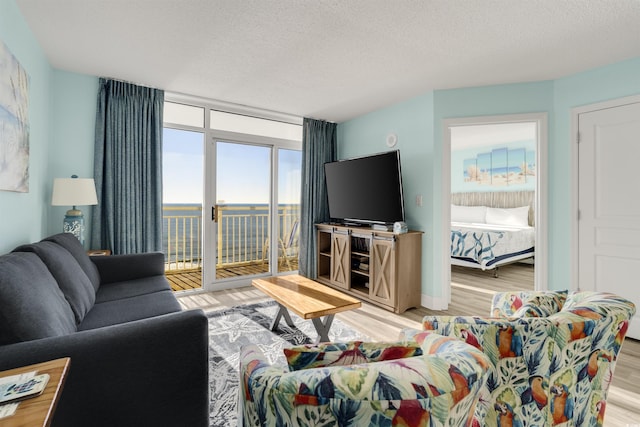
[162,128,301,205]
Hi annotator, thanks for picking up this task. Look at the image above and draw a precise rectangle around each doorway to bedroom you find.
[444,113,548,306]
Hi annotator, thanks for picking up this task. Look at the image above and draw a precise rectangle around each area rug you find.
[207,300,367,427]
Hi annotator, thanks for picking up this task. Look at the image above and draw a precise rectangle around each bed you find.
[450,198,535,276]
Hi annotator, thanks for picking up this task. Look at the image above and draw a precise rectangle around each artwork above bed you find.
[452,137,536,192]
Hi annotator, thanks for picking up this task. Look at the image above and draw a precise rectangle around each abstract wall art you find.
[0,39,30,193]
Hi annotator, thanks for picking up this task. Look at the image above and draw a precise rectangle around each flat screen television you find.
[324,150,405,225]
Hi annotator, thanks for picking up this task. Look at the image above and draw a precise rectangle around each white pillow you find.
[451,205,486,223]
[486,206,530,227]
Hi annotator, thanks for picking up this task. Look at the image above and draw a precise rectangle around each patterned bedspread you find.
[450,222,535,266]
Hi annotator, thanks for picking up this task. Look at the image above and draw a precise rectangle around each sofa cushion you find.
[43,233,101,291]
[77,290,181,331]
[14,241,96,324]
[284,340,423,371]
[95,276,172,304]
[0,252,77,345]
[562,291,637,319]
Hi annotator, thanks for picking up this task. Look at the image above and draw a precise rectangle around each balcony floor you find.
[166,259,298,292]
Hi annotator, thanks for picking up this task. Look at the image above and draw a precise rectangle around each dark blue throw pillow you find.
[14,241,96,324]
[0,252,76,345]
[44,233,101,291]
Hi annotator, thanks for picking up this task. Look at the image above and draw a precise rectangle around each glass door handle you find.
[212,205,221,222]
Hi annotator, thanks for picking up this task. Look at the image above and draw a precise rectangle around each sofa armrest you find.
[91,252,165,284]
[240,344,276,376]
[240,344,283,398]
[419,332,491,374]
[0,309,209,427]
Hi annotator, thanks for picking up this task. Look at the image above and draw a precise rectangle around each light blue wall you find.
[0,0,52,252]
[550,56,640,290]
[337,93,434,301]
[0,0,98,253]
[5,0,640,287]
[339,61,640,302]
[338,82,554,300]
[48,70,99,241]
[338,93,434,230]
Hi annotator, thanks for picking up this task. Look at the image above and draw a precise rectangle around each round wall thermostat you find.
[386,133,398,147]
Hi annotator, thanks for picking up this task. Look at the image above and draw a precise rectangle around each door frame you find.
[203,130,301,291]
[570,93,640,291]
[442,112,549,306]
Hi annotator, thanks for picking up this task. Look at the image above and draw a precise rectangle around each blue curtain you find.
[298,118,336,278]
[91,78,164,254]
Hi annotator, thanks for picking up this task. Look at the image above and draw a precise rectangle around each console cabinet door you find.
[330,232,350,289]
[369,237,395,307]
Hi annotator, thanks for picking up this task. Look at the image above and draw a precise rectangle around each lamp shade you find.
[51,178,98,206]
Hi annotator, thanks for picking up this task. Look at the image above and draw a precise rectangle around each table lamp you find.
[51,175,98,246]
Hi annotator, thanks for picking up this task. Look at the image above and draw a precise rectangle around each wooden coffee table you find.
[251,275,361,342]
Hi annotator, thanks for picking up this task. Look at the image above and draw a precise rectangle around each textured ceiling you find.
[16,0,640,122]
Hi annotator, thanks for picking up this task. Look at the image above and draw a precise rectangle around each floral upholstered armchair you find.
[240,333,490,426]
[401,291,635,427]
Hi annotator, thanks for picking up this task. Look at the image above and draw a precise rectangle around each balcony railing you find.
[162,204,300,273]
[164,205,202,271]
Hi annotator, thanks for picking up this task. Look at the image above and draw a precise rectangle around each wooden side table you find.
[0,358,70,427]
[87,249,111,256]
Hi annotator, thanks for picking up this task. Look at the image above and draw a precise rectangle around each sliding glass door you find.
[211,140,271,283]
[276,148,302,273]
[162,128,204,291]
[203,138,301,290]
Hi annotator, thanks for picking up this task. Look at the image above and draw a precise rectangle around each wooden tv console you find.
[315,223,422,313]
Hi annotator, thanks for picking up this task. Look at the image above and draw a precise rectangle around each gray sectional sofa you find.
[0,233,209,426]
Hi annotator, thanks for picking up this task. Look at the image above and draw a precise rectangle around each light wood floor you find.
[177,263,640,426]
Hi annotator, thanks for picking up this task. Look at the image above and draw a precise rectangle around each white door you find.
[578,100,640,339]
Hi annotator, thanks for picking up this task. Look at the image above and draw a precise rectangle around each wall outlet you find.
[416,195,423,207]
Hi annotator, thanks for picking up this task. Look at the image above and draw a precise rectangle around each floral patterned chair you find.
[401,291,635,427]
[240,333,491,426]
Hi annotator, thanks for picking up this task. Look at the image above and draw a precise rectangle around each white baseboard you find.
[421,293,448,311]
